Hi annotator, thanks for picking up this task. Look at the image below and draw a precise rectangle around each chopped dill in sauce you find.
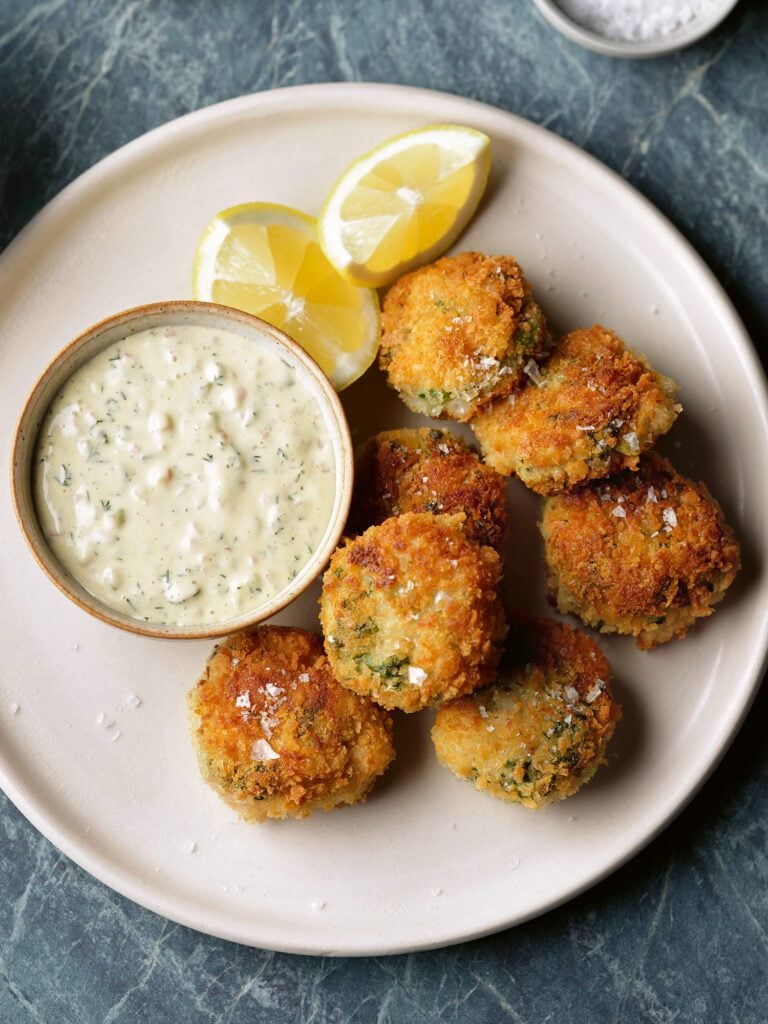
[34,324,337,626]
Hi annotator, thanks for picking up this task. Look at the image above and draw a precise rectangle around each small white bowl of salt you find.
[531,0,740,58]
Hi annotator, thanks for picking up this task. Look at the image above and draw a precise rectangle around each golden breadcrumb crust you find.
[379,252,551,421]
[349,427,508,551]
[188,626,394,821]
[319,512,507,712]
[432,618,621,808]
[541,453,741,648]
[471,325,681,494]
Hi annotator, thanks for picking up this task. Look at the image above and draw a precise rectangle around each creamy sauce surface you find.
[34,324,337,626]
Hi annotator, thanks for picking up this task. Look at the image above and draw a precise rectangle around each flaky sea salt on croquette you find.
[471,325,681,495]
[541,453,741,649]
[319,512,507,712]
[379,252,551,421]
[349,427,508,551]
[188,627,394,822]
[432,619,621,808]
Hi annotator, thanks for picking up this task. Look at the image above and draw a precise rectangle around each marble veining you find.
[1,0,767,1020]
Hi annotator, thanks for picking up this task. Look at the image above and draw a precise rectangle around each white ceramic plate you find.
[1,83,766,956]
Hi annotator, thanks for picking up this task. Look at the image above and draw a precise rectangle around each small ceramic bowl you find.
[531,0,739,59]
[11,301,354,640]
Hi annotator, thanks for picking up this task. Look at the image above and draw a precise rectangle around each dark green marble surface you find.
[1,1,767,1021]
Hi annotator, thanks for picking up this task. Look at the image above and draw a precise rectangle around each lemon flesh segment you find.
[319,125,491,288]
[192,203,380,391]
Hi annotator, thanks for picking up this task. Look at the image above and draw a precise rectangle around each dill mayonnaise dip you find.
[33,323,337,627]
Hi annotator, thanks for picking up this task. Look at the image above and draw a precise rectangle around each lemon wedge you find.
[318,124,491,289]
[192,202,380,390]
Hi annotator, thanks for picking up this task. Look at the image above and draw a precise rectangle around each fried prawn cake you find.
[432,619,620,808]
[319,512,507,712]
[541,453,741,649]
[379,252,551,421]
[349,427,508,551]
[188,626,394,822]
[471,325,681,495]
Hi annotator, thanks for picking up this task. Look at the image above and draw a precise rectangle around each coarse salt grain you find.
[251,738,280,761]
[585,681,604,703]
[235,691,251,709]
[408,666,427,687]
[612,506,627,518]
[663,507,678,528]
[524,359,542,384]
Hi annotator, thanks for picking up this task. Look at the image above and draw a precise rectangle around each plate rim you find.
[1,81,767,956]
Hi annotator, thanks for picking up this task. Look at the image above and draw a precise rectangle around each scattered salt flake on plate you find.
[310,900,326,911]
[9,702,20,715]
[124,693,141,709]
[185,840,197,854]
[431,887,443,897]
[109,730,121,742]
